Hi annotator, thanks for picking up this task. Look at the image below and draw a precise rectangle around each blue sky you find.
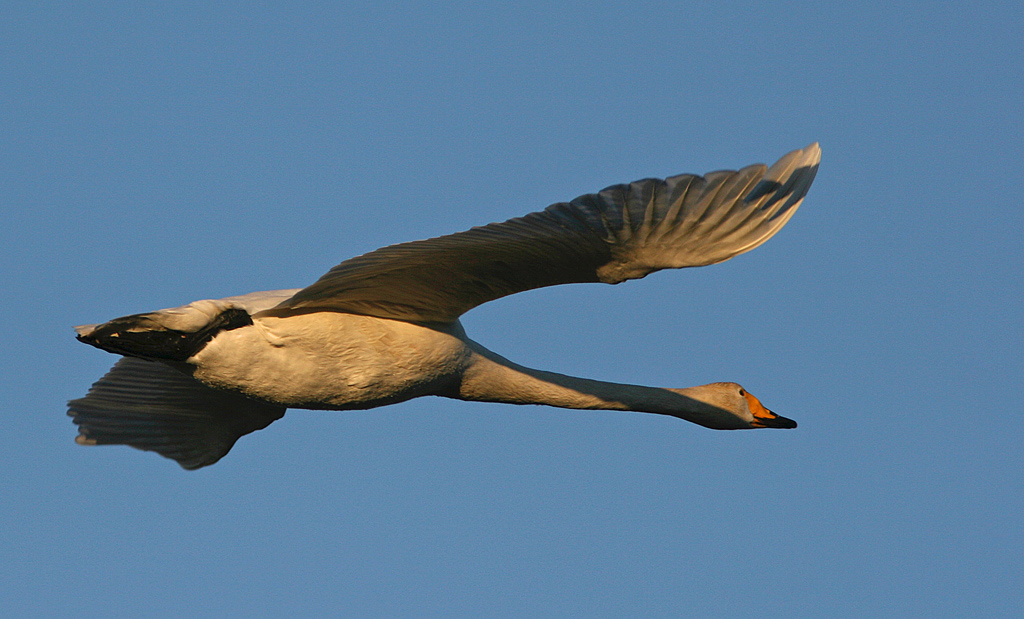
[3,2,1021,617]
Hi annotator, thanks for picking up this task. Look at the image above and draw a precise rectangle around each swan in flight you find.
[70,144,821,469]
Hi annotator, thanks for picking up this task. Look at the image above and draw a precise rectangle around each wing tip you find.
[74,433,98,446]
[798,142,822,165]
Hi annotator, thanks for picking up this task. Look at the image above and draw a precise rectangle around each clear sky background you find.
[3,2,1021,617]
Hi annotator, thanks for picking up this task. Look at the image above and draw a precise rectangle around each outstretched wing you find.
[68,357,286,470]
[266,144,820,324]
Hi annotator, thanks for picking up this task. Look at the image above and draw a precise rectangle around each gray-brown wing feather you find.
[268,144,820,323]
[68,357,286,470]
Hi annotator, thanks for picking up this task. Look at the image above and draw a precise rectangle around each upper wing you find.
[265,144,820,323]
[68,357,286,470]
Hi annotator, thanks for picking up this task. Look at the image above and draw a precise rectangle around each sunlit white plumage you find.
[70,144,820,469]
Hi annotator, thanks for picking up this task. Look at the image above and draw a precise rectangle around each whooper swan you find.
[70,144,820,469]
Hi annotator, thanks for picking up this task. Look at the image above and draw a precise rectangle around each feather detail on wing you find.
[68,357,286,470]
[265,144,820,323]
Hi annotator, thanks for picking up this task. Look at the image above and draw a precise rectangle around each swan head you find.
[682,382,797,430]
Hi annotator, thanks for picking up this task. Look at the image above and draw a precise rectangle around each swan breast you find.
[189,312,473,410]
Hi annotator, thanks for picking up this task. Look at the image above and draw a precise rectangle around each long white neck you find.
[448,341,745,429]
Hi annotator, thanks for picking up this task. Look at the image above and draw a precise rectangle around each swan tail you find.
[68,357,286,470]
[74,306,253,362]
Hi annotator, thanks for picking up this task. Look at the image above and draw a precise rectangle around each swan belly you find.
[187,312,471,409]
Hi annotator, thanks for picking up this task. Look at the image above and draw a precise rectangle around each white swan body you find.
[70,144,820,469]
[192,311,472,409]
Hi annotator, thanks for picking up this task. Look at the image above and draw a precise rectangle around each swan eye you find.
[738,388,746,396]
